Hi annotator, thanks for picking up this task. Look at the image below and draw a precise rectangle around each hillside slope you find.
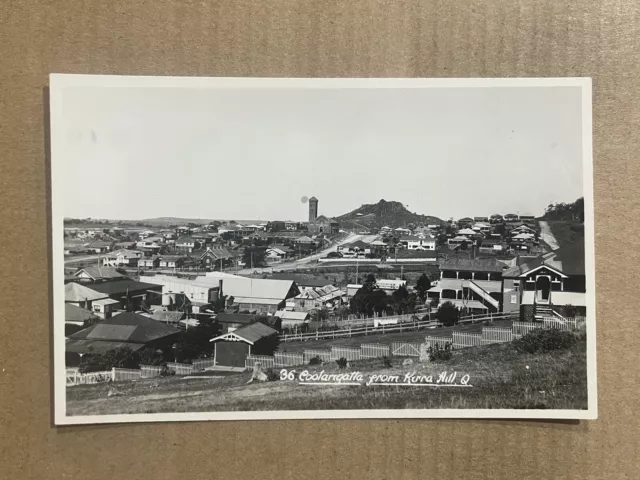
[337,200,442,230]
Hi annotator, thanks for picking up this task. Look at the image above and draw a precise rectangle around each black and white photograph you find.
[50,75,596,424]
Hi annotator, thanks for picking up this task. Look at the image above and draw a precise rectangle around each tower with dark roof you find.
[308,196,318,223]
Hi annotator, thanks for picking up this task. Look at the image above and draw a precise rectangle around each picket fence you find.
[167,362,194,375]
[360,343,390,359]
[245,355,276,369]
[482,327,514,344]
[192,358,217,371]
[330,346,362,361]
[112,368,142,382]
[274,352,305,367]
[141,365,164,378]
[303,349,333,363]
[424,335,453,349]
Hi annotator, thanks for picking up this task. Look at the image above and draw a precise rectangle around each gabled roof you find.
[65,303,100,324]
[74,267,125,280]
[68,312,180,343]
[210,322,278,344]
[200,247,233,260]
[502,242,585,277]
[89,279,162,296]
[215,313,257,325]
[275,310,310,321]
[309,196,318,201]
[295,236,315,243]
[65,282,109,302]
[147,311,185,323]
[269,274,330,288]
[457,228,477,235]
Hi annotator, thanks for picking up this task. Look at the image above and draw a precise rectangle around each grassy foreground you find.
[66,338,587,416]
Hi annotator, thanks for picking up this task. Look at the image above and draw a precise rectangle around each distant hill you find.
[139,217,269,227]
[336,200,442,230]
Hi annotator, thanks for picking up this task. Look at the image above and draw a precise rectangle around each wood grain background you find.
[1,1,639,478]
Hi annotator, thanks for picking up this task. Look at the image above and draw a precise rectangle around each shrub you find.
[513,328,577,354]
[336,357,348,369]
[428,342,453,362]
[382,356,393,368]
[159,365,175,377]
[265,369,280,381]
[308,356,323,366]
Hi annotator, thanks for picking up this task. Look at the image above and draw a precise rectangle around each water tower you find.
[308,196,318,222]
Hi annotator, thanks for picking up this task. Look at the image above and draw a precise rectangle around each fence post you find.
[111,367,116,382]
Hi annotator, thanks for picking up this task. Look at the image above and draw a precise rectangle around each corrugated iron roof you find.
[232,322,278,343]
[64,303,100,323]
[69,312,180,343]
[65,283,108,302]
[75,267,125,280]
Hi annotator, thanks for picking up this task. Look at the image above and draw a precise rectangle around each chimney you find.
[219,279,223,298]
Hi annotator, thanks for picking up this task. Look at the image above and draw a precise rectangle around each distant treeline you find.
[542,198,584,222]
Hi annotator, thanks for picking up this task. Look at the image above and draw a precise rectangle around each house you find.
[293,285,345,311]
[479,238,505,253]
[266,245,293,262]
[447,235,472,249]
[86,241,113,254]
[64,303,100,336]
[425,258,509,313]
[346,279,407,299]
[275,310,311,330]
[214,312,260,333]
[501,242,586,321]
[209,322,279,368]
[473,223,492,234]
[158,255,186,269]
[457,228,477,237]
[400,235,436,251]
[148,273,300,315]
[65,282,110,310]
[136,240,162,255]
[394,227,412,235]
[473,216,489,223]
[198,247,234,270]
[65,312,181,363]
[175,236,201,253]
[138,256,161,269]
[74,266,126,282]
[103,249,144,267]
[439,257,508,281]
[519,215,536,224]
[90,297,121,319]
[88,278,163,310]
[337,240,371,257]
[457,217,474,227]
[294,235,316,245]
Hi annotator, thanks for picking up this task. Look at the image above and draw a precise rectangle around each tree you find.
[78,346,140,373]
[415,273,432,301]
[242,247,267,268]
[138,347,166,366]
[436,301,460,327]
[350,275,389,317]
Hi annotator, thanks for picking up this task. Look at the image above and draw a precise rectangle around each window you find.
[511,295,517,304]
[513,283,519,292]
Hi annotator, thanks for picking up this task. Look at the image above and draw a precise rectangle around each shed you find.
[209,322,279,368]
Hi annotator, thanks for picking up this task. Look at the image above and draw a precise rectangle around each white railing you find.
[482,327,514,344]
[245,355,276,369]
[424,335,453,349]
[192,358,216,371]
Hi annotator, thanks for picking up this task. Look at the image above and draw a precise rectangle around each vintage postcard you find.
[50,75,596,424]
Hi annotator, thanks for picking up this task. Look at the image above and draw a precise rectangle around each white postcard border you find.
[50,75,597,425]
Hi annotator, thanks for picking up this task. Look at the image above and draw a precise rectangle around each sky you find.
[57,83,585,222]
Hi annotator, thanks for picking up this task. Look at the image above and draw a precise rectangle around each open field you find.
[544,220,584,249]
[66,336,587,415]
[278,319,514,352]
